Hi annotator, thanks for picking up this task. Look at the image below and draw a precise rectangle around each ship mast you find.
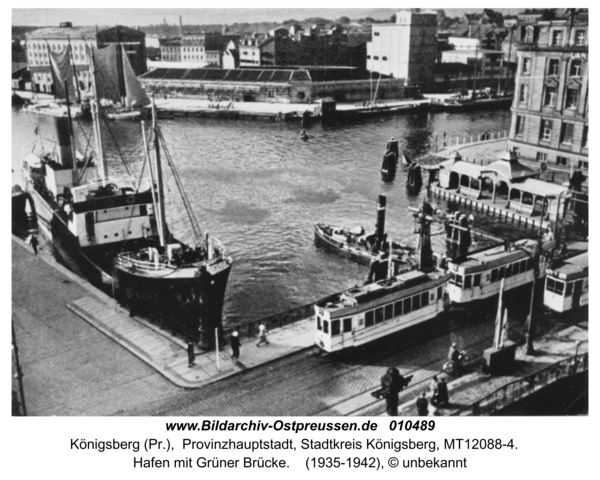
[151,98,168,247]
[88,47,108,185]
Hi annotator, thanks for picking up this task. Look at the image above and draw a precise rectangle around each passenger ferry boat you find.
[446,239,553,305]
[315,201,450,353]
[544,252,588,313]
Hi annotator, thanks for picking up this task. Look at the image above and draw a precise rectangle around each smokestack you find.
[376,195,387,246]
[54,117,73,168]
[179,16,183,39]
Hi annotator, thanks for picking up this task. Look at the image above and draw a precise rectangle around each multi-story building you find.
[25,22,147,95]
[509,14,588,172]
[160,32,237,66]
[237,25,363,69]
[160,38,182,62]
[367,10,438,86]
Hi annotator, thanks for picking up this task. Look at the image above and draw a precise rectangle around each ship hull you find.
[314,223,373,265]
[25,182,231,343]
[114,259,231,346]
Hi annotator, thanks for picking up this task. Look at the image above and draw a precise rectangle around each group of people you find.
[381,361,452,416]
[187,323,269,368]
[414,375,449,416]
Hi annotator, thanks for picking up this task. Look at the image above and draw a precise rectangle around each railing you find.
[452,352,588,416]
[223,301,318,340]
[114,253,176,272]
[435,130,508,152]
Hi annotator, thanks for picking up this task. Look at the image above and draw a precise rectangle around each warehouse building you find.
[139,66,404,104]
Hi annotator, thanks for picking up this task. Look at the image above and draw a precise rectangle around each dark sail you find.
[121,45,150,107]
[49,46,77,100]
[93,44,121,104]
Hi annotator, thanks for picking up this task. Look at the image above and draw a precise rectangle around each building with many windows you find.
[25,22,147,95]
[159,32,237,66]
[509,14,588,172]
[236,25,366,69]
[366,10,438,86]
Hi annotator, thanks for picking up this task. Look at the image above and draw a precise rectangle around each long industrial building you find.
[139,66,404,103]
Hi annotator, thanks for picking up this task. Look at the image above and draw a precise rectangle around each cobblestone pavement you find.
[123,312,535,416]
[13,236,585,417]
[12,240,181,416]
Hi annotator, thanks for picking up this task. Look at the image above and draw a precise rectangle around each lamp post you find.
[524,198,548,355]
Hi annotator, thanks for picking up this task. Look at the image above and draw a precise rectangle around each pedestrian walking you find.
[187,342,196,368]
[230,331,241,359]
[416,392,429,416]
[256,323,269,347]
[27,234,39,255]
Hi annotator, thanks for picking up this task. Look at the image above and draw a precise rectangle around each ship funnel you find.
[376,194,387,248]
[54,117,74,168]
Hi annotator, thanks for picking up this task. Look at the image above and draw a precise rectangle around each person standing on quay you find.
[256,323,269,347]
[416,392,429,416]
[187,342,196,368]
[230,331,241,359]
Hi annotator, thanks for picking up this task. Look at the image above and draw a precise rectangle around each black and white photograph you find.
[11,5,590,426]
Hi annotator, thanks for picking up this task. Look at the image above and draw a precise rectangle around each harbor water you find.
[12,107,515,325]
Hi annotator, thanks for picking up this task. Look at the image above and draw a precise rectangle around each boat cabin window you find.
[505,264,512,278]
[421,292,429,306]
[546,278,565,295]
[323,320,329,334]
[317,316,322,330]
[331,320,340,336]
[437,287,443,300]
[375,307,384,324]
[473,274,481,287]
[491,269,498,282]
[365,311,375,327]
[403,298,412,314]
[384,304,394,320]
[565,282,574,297]
[464,275,472,289]
[343,318,352,333]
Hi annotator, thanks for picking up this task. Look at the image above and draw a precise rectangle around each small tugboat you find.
[315,202,450,352]
[314,195,416,280]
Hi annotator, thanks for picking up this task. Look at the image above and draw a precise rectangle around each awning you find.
[445,160,483,178]
[510,178,569,198]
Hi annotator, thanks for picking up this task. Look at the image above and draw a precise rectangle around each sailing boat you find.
[94,44,151,120]
[21,44,232,349]
[23,42,88,119]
